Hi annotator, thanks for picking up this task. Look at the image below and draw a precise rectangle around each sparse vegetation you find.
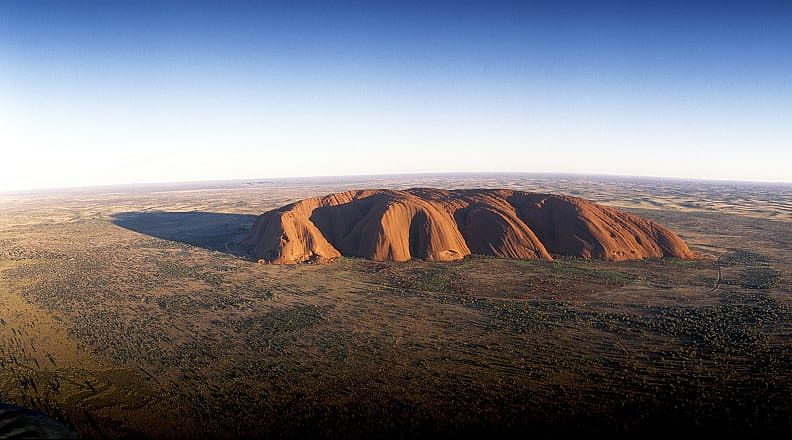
[1,177,791,437]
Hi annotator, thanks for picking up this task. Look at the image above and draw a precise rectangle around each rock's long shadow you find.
[0,403,76,439]
[111,211,257,258]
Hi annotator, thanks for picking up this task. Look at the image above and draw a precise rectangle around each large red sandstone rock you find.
[243,188,696,264]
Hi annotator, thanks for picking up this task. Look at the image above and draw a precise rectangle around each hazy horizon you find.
[3,0,791,191]
[3,170,791,196]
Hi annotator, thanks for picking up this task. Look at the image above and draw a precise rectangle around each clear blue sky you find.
[2,0,791,190]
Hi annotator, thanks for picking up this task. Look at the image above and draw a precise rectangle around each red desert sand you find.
[243,188,696,264]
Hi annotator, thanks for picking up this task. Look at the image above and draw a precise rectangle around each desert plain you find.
[1,173,791,438]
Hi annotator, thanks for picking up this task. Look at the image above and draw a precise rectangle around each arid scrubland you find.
[1,174,791,437]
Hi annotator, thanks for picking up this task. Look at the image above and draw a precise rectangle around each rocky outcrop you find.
[243,188,696,264]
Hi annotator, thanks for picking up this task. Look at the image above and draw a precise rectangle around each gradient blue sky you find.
[2,0,791,190]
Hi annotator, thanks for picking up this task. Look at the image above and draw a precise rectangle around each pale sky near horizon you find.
[2,1,791,191]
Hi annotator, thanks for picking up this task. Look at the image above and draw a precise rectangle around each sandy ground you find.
[0,173,790,438]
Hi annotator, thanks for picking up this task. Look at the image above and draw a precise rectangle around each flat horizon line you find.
[2,171,791,196]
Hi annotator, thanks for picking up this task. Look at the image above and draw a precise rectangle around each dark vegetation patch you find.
[150,260,225,287]
[341,255,698,299]
[723,250,772,265]
[0,240,65,261]
[733,267,784,289]
[719,249,786,290]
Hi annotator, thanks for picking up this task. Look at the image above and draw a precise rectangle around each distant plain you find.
[1,173,790,437]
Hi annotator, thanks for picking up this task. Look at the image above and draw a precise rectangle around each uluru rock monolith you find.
[242,188,695,264]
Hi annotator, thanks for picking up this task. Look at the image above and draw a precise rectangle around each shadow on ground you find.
[111,211,257,258]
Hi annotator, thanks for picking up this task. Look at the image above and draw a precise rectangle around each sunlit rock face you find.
[243,188,696,264]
